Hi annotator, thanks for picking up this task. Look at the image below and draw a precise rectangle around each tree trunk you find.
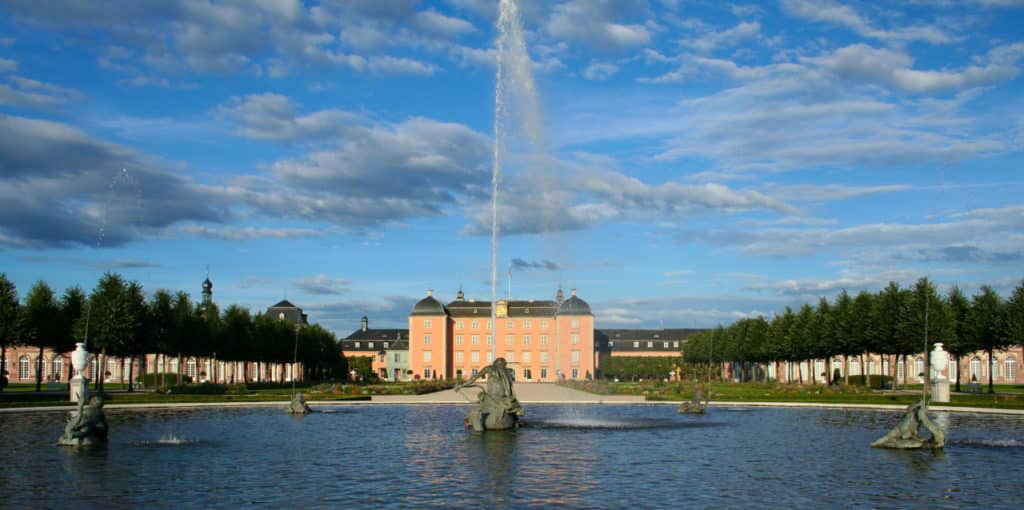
[177,353,182,385]
[161,354,166,387]
[988,349,995,394]
[861,353,868,387]
[128,355,135,392]
[36,345,44,392]
[98,350,105,393]
[0,345,6,392]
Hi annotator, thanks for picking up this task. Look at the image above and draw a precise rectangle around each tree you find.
[120,281,149,392]
[906,278,952,390]
[0,274,19,392]
[147,289,176,387]
[20,281,61,392]
[968,285,1009,394]
[1007,279,1024,350]
[849,290,878,386]
[58,286,87,382]
[943,286,973,392]
[86,273,136,392]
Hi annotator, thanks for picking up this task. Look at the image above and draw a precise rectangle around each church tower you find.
[201,270,213,314]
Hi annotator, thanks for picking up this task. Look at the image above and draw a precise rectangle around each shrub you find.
[138,372,192,387]
[847,374,894,389]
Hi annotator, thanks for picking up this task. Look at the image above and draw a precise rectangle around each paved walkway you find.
[371,382,645,404]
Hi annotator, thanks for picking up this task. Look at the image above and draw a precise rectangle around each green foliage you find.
[138,372,192,386]
[846,374,894,389]
[599,355,683,380]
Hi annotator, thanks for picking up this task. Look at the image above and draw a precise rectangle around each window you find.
[487,321,493,330]
[423,334,431,345]
[868,359,875,375]
[540,352,549,363]
[647,341,653,348]
[186,358,197,379]
[424,368,432,379]
[897,359,905,379]
[540,320,549,329]
[424,319,432,329]
[609,341,615,347]
[394,353,400,362]
[424,351,432,362]
[456,321,464,330]
[915,357,924,381]
[673,341,679,348]
[540,335,549,345]
[571,351,580,362]
[471,368,479,377]
[663,342,669,348]
[18,355,29,380]
[633,341,640,348]
[523,320,531,329]
[571,368,579,379]
[471,335,480,345]
[849,359,860,375]
[507,320,514,328]
[355,341,361,348]
[1006,357,1017,380]
[51,357,63,381]
[523,335,531,345]
[456,335,464,345]
[506,334,514,345]
[815,360,825,381]
[541,368,548,379]
[506,352,515,362]
[472,321,480,330]
[571,319,580,328]
[571,334,580,345]
[383,342,389,348]
[523,352,532,363]
[487,335,493,345]
[107,358,118,379]
[472,351,480,363]
[524,368,532,380]
[486,351,494,363]
[456,352,464,362]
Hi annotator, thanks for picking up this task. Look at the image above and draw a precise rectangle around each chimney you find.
[361,315,368,332]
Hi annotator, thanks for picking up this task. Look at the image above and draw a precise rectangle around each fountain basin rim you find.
[2,400,1022,416]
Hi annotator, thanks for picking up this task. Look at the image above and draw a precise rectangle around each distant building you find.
[595,329,703,357]
[266,299,308,325]
[340,316,409,381]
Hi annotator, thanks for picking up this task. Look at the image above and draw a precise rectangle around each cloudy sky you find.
[1,0,1022,336]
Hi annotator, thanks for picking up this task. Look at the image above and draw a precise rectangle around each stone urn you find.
[70,342,89,403]
[930,343,950,403]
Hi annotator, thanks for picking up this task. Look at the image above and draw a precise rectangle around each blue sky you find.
[1,0,1022,336]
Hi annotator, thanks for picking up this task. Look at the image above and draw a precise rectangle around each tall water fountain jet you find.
[491,0,546,361]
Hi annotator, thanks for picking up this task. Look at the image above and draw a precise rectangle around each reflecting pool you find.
[1,404,1021,508]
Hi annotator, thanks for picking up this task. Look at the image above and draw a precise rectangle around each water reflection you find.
[1,405,1022,509]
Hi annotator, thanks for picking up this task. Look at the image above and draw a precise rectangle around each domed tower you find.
[201,270,213,315]
[408,290,450,380]
[556,289,595,381]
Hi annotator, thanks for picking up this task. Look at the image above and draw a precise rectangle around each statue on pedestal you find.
[286,392,313,414]
[871,401,945,449]
[678,386,707,414]
[58,395,108,447]
[455,357,523,432]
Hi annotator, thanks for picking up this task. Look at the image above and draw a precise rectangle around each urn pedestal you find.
[70,342,90,403]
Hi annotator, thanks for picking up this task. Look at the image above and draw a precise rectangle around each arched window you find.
[969,357,981,382]
[832,359,842,377]
[51,357,63,382]
[868,359,876,375]
[186,358,197,380]
[914,357,924,381]
[848,358,859,375]
[107,358,118,380]
[18,355,30,380]
[90,358,98,380]
[1005,357,1017,381]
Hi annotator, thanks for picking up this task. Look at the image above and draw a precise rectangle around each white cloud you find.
[177,225,321,240]
[545,0,653,50]
[368,55,437,75]
[583,61,619,80]
[0,58,17,73]
[680,21,761,53]
[292,274,352,295]
[781,0,958,44]
[415,9,476,37]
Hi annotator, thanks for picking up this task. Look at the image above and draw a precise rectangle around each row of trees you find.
[683,278,1024,393]
[0,272,347,392]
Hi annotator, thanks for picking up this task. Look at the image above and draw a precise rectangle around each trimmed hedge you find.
[846,374,894,389]
[137,372,193,387]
